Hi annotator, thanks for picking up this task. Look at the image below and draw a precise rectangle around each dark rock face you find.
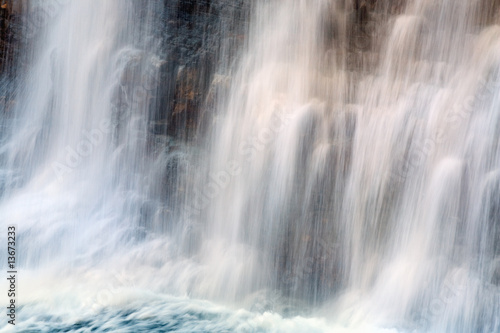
[154,0,249,140]
[320,0,412,77]
[0,2,11,73]
[0,0,25,116]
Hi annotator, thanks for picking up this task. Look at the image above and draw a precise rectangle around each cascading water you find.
[0,0,499,332]
[2,0,170,243]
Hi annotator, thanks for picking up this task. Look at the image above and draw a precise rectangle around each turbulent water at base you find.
[1,0,500,332]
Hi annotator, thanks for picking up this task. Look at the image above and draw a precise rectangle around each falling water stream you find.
[0,0,499,332]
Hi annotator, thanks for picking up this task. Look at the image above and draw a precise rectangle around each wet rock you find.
[166,66,204,138]
[356,1,369,25]
[476,0,500,25]
[111,53,169,122]
[157,0,249,140]
[1,0,27,111]
[1,0,26,15]
[197,73,230,136]
[176,0,211,16]
[0,1,13,73]
[370,0,406,15]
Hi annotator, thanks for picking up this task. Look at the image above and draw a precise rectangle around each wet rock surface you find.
[155,0,249,141]
[0,0,23,114]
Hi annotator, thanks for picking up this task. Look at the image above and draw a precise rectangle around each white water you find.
[1,0,500,332]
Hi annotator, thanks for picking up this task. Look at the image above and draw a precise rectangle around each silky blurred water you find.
[0,0,499,332]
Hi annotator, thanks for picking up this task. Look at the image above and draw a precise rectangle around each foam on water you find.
[1,0,500,331]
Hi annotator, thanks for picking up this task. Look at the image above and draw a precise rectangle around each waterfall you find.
[0,0,167,264]
[1,0,499,332]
